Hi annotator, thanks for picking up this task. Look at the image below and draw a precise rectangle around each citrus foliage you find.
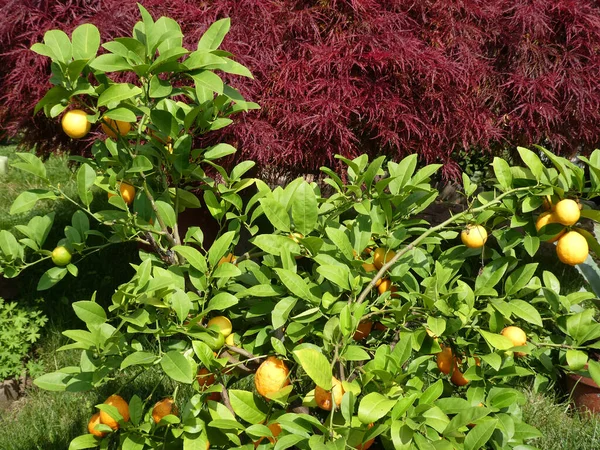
[4,5,600,450]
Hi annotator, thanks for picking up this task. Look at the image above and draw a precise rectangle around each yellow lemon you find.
[314,376,344,411]
[61,109,91,139]
[101,118,131,138]
[554,199,580,226]
[254,356,290,398]
[207,316,232,337]
[556,231,588,265]
[461,225,487,248]
[535,211,564,243]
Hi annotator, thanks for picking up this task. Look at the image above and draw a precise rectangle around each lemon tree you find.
[5,5,600,450]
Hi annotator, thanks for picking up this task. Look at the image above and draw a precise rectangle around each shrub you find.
[5,7,600,449]
[2,1,600,178]
[0,298,47,381]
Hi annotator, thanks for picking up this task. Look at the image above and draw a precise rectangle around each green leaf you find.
[505,263,538,296]
[129,395,143,427]
[272,297,298,329]
[275,268,317,303]
[155,200,176,228]
[508,300,543,326]
[325,227,354,261]
[44,29,72,63]
[173,245,208,273]
[104,107,137,122]
[228,390,269,424]
[358,393,397,424]
[33,371,70,391]
[342,346,370,361]
[206,292,239,312]
[566,349,588,371]
[479,330,516,350]
[10,190,57,215]
[73,301,106,326]
[198,18,231,50]
[127,155,154,173]
[0,230,22,261]
[523,235,540,257]
[160,351,194,384]
[259,198,291,232]
[250,234,301,256]
[517,147,544,180]
[11,153,47,180]
[122,434,145,450]
[171,289,193,323]
[588,360,600,387]
[419,380,444,405]
[293,348,332,390]
[316,265,350,291]
[207,231,235,268]
[192,70,224,95]
[68,434,99,450]
[76,164,96,206]
[492,157,513,191]
[97,83,143,108]
[37,267,68,291]
[121,351,157,369]
[203,143,237,160]
[464,419,497,450]
[72,24,100,60]
[291,182,318,235]
[31,43,57,59]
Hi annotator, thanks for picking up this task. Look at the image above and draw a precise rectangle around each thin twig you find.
[219,382,235,415]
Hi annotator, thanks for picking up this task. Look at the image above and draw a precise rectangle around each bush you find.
[6,7,600,449]
[2,1,600,178]
[0,298,47,381]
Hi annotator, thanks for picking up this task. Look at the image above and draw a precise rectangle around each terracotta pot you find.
[566,370,600,413]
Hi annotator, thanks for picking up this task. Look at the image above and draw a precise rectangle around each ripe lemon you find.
[51,246,71,266]
[535,211,564,242]
[87,412,107,438]
[436,346,453,375]
[461,225,487,248]
[255,356,290,398]
[377,278,399,297]
[152,397,178,423]
[355,423,375,450]
[101,118,131,139]
[99,394,130,430]
[119,183,135,205]
[208,316,232,337]
[218,253,235,265]
[450,361,469,386]
[314,376,344,411]
[373,247,395,269]
[554,199,580,226]
[61,109,91,139]
[353,321,373,341]
[556,231,588,265]
[374,322,388,331]
[254,422,282,447]
[197,368,215,387]
[362,263,376,272]
[542,196,554,211]
[501,326,526,347]
[225,333,235,346]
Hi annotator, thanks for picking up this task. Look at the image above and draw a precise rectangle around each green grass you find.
[523,389,600,450]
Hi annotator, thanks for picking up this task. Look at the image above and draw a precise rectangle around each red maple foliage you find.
[1,0,600,179]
